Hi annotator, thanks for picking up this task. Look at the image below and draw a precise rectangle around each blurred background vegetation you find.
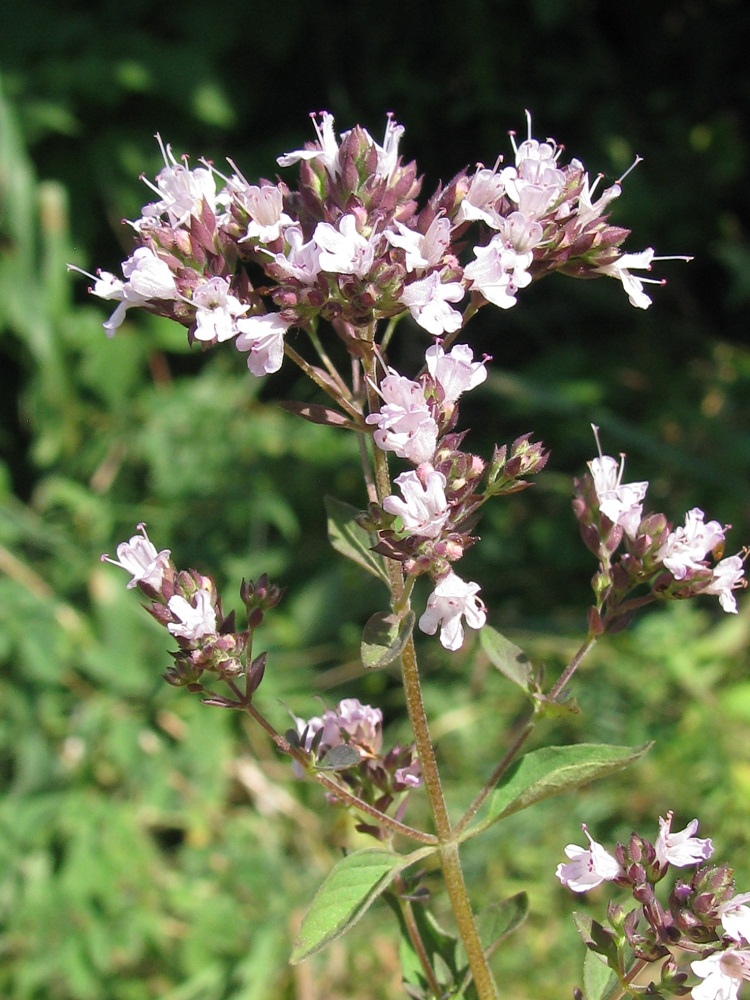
[2,0,750,996]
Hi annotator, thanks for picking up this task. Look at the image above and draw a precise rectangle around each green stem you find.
[547,633,598,702]
[395,876,444,999]
[454,717,536,839]
[359,331,497,996]
[283,341,362,421]
[400,635,499,999]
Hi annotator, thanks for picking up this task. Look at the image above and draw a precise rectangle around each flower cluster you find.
[70,111,677,377]
[574,433,746,630]
[362,340,548,650]
[101,523,281,687]
[558,813,750,1000]
[293,697,421,838]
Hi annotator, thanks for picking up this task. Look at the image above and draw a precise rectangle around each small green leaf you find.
[316,745,362,771]
[291,847,432,963]
[478,892,529,956]
[325,496,389,585]
[480,626,534,692]
[583,948,618,1000]
[361,611,415,669]
[485,743,651,826]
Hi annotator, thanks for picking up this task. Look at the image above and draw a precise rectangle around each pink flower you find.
[313,214,378,277]
[594,249,656,310]
[418,572,487,651]
[234,182,293,243]
[463,236,533,310]
[383,469,450,539]
[588,453,648,538]
[555,824,622,893]
[399,272,465,335]
[385,216,451,273]
[101,523,171,591]
[425,343,487,402]
[191,277,250,343]
[720,893,750,944]
[702,555,746,614]
[691,949,750,1000]
[167,590,217,641]
[658,508,726,581]
[70,247,178,336]
[365,371,438,465]
[136,135,216,230]
[654,812,713,868]
[235,313,290,376]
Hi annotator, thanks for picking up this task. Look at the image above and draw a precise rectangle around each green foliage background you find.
[2,1,750,997]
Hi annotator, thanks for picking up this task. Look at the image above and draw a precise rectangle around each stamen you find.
[617,155,643,184]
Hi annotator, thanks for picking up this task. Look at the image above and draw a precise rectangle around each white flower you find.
[555,824,622,893]
[101,523,171,590]
[463,235,533,310]
[400,271,464,335]
[267,225,322,283]
[691,949,750,1000]
[588,453,648,538]
[191,277,250,343]
[365,371,438,465]
[235,182,293,243]
[418,571,487,651]
[655,812,713,868]
[425,343,487,402]
[454,164,509,228]
[720,894,750,944]
[594,248,656,309]
[167,590,217,641]
[71,247,178,336]
[383,469,450,539]
[386,216,451,273]
[702,555,746,614]
[313,214,378,278]
[235,313,290,376]
[659,508,726,581]
[277,111,405,182]
[136,135,216,230]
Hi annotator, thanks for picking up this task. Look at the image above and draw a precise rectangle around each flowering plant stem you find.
[362,343,499,998]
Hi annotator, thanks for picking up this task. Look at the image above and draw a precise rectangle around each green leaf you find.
[583,948,618,1000]
[478,892,529,957]
[316,744,362,771]
[325,496,389,585]
[291,847,433,963]
[480,625,534,692]
[361,610,415,669]
[485,743,651,826]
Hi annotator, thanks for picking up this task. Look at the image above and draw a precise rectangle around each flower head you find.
[400,271,464,335]
[691,949,750,1000]
[383,468,450,539]
[191,276,250,343]
[720,893,750,944]
[235,313,290,376]
[555,823,622,893]
[425,343,488,403]
[136,135,216,230]
[101,523,171,591]
[167,590,217,641]
[655,812,714,868]
[702,555,747,614]
[365,371,439,465]
[588,452,648,538]
[418,571,487,651]
[658,508,726,581]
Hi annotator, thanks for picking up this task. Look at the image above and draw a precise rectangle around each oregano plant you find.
[70,110,747,1000]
